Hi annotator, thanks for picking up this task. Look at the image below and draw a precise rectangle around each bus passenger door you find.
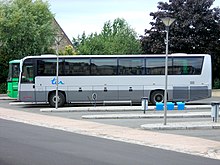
[19,63,36,102]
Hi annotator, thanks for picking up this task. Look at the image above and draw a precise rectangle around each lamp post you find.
[161,17,175,125]
[55,33,64,109]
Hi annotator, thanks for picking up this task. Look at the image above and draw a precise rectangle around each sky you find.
[47,0,220,40]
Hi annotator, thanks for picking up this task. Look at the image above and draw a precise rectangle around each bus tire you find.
[150,90,164,104]
[49,92,65,107]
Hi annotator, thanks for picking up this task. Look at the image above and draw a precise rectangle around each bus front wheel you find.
[150,91,164,104]
[49,92,65,107]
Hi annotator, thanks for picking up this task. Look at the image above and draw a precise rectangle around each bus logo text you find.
[51,78,64,85]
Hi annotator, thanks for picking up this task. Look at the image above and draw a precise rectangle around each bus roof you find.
[9,60,21,64]
[21,54,211,61]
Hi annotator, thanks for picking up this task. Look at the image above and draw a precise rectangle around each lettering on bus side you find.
[51,78,64,85]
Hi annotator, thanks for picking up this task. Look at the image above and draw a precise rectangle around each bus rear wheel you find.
[150,90,164,105]
[49,92,65,107]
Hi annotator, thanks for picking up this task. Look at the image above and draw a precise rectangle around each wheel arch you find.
[48,90,66,103]
[149,89,165,104]
[150,89,164,97]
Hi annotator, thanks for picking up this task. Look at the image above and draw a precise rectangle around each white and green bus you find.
[7,60,20,98]
[18,54,212,107]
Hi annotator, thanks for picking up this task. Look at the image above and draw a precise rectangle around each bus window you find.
[7,64,13,81]
[146,58,164,75]
[172,57,203,75]
[21,64,34,83]
[118,58,144,75]
[12,64,19,79]
[146,57,172,75]
[7,63,19,81]
[37,59,63,76]
[65,58,90,76]
[91,58,117,75]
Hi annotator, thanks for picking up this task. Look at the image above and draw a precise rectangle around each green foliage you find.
[140,0,220,80]
[73,18,142,55]
[213,79,220,89]
[0,82,6,94]
[0,52,10,85]
[0,0,55,59]
[59,45,77,55]
[0,0,56,91]
[141,0,220,53]
[141,0,220,79]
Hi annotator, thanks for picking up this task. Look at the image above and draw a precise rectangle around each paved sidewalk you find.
[141,121,220,130]
[77,107,220,131]
[40,104,220,130]
[4,96,220,130]
[213,89,220,97]
[0,107,220,160]
[0,94,16,100]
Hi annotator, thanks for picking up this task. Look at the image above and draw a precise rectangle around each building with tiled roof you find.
[52,18,74,52]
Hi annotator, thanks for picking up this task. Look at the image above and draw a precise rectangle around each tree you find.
[59,45,77,55]
[74,18,142,55]
[0,0,55,93]
[140,0,220,83]
[0,0,55,58]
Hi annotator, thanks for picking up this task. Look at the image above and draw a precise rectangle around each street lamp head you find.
[161,17,175,27]
[55,32,64,44]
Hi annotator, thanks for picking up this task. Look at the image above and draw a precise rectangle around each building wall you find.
[52,18,74,52]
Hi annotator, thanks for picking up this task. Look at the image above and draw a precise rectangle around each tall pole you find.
[164,27,169,125]
[55,33,64,109]
[161,17,175,125]
[55,44,59,109]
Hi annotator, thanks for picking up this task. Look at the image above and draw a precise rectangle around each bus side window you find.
[172,57,203,75]
[12,64,19,78]
[22,65,34,83]
[118,58,144,75]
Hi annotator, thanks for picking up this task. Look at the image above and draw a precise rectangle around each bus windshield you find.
[8,62,20,81]
[7,60,20,98]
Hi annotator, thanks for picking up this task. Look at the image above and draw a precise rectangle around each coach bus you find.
[7,60,20,98]
[18,54,211,107]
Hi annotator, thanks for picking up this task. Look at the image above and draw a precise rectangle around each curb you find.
[141,122,220,130]
[40,105,213,112]
[40,106,147,112]
[0,97,16,100]
[81,112,212,119]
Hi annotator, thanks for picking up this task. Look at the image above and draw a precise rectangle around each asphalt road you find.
[1,119,220,165]
[1,99,220,141]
